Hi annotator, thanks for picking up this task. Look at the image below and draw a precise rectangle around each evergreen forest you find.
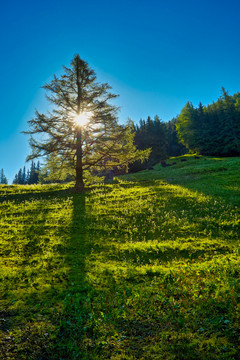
[176,88,240,156]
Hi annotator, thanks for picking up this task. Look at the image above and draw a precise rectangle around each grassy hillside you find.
[0,155,240,359]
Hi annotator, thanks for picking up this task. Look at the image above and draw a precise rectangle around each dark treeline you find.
[13,161,40,185]
[129,116,187,172]
[176,88,240,156]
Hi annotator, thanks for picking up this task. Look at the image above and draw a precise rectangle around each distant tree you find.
[26,169,30,184]
[176,102,199,152]
[218,87,240,155]
[0,169,8,184]
[165,118,187,157]
[28,161,39,184]
[23,54,149,191]
[12,174,18,185]
[17,168,23,184]
[22,166,26,185]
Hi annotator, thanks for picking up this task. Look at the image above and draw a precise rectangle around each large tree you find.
[24,55,149,191]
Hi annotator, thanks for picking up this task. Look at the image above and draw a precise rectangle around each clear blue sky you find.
[1,0,240,182]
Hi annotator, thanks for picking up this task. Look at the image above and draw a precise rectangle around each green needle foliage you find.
[0,169,7,184]
[176,88,240,156]
[23,55,149,191]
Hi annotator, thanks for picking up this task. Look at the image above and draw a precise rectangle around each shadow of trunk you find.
[67,193,87,288]
[54,192,96,358]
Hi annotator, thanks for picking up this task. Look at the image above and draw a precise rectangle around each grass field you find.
[1,155,240,359]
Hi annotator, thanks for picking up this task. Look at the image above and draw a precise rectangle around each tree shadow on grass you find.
[0,188,97,359]
[54,192,92,358]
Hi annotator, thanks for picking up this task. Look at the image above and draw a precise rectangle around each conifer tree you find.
[22,166,26,184]
[165,119,187,156]
[24,54,149,191]
[12,174,18,185]
[17,168,23,184]
[176,102,198,151]
[219,87,240,155]
[0,169,8,184]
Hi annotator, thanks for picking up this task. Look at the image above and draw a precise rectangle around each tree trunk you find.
[75,127,85,192]
[75,60,85,192]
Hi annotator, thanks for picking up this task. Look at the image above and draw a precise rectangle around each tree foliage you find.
[164,118,187,157]
[24,55,149,191]
[0,169,8,184]
[176,88,240,155]
[129,116,187,172]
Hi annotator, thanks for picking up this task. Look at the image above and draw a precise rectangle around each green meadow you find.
[1,155,240,359]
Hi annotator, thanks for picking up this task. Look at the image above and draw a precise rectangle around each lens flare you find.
[74,111,93,127]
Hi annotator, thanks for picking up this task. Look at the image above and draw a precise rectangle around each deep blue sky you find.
[1,0,240,182]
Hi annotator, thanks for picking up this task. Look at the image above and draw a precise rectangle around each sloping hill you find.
[128,155,240,205]
[0,156,240,359]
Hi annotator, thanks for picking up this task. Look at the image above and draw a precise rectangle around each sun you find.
[74,111,93,127]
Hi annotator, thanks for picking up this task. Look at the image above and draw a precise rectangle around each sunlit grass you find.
[1,156,240,359]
